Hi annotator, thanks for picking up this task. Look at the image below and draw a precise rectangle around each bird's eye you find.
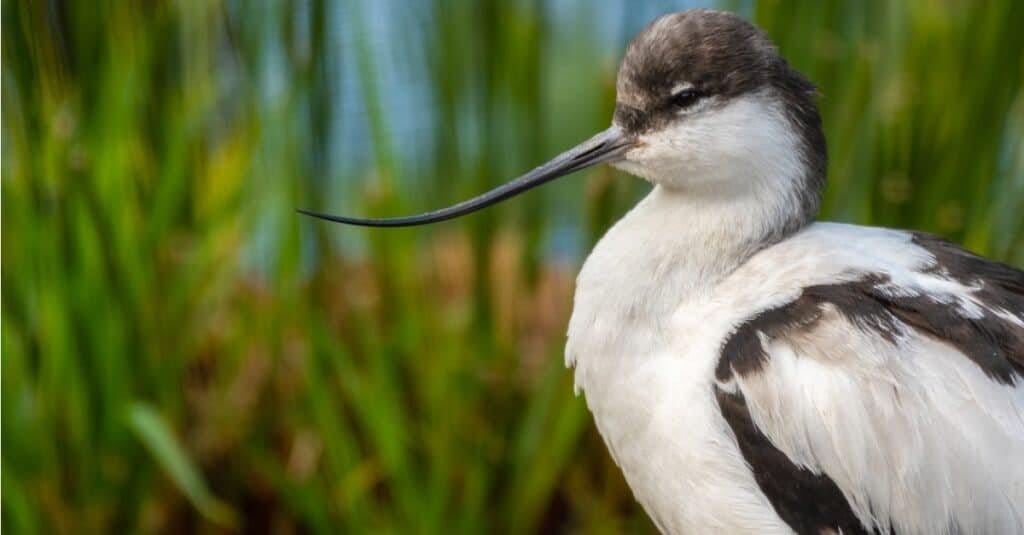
[670,88,702,109]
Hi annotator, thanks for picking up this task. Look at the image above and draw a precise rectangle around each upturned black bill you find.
[297,126,633,227]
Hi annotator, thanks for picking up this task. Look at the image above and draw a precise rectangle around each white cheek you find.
[617,94,802,190]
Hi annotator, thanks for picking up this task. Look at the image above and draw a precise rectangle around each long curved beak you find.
[298,126,634,227]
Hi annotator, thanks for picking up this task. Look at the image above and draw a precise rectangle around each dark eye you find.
[670,88,702,109]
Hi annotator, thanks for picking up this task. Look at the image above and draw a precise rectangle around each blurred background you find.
[4,0,1024,533]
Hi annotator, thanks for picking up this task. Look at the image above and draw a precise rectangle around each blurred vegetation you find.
[3,0,1022,533]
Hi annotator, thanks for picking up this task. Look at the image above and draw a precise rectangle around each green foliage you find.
[128,404,239,529]
[2,0,1021,533]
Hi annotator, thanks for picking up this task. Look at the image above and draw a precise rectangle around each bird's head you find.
[300,9,825,230]
[611,10,824,213]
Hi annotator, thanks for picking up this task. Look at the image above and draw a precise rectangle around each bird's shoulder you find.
[710,221,1023,384]
[704,222,1024,534]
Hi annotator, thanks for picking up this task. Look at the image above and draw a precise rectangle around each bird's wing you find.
[713,231,1024,535]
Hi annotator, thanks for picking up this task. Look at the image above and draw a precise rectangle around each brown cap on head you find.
[616,10,776,115]
[615,10,819,132]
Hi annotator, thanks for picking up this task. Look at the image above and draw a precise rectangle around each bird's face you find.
[611,83,796,193]
[608,11,821,195]
[299,10,824,229]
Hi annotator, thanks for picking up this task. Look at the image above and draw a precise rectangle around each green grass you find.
[3,0,1022,533]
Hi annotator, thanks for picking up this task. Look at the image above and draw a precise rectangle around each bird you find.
[299,8,1024,535]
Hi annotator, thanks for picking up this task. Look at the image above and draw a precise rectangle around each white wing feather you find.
[717,225,1024,534]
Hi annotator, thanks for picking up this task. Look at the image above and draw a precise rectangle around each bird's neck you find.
[571,177,811,344]
[566,178,812,384]
[622,180,807,294]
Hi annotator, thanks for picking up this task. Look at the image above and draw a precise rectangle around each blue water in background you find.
[246,1,739,273]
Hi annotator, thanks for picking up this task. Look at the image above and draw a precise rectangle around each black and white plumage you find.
[301,8,1024,534]
[568,219,1023,534]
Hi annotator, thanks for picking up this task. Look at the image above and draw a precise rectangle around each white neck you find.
[586,180,797,310]
[566,155,811,379]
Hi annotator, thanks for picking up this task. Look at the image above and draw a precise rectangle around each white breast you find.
[568,319,794,534]
[566,188,799,534]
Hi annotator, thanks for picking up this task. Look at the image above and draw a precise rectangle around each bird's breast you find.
[565,226,792,534]
[566,291,792,534]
